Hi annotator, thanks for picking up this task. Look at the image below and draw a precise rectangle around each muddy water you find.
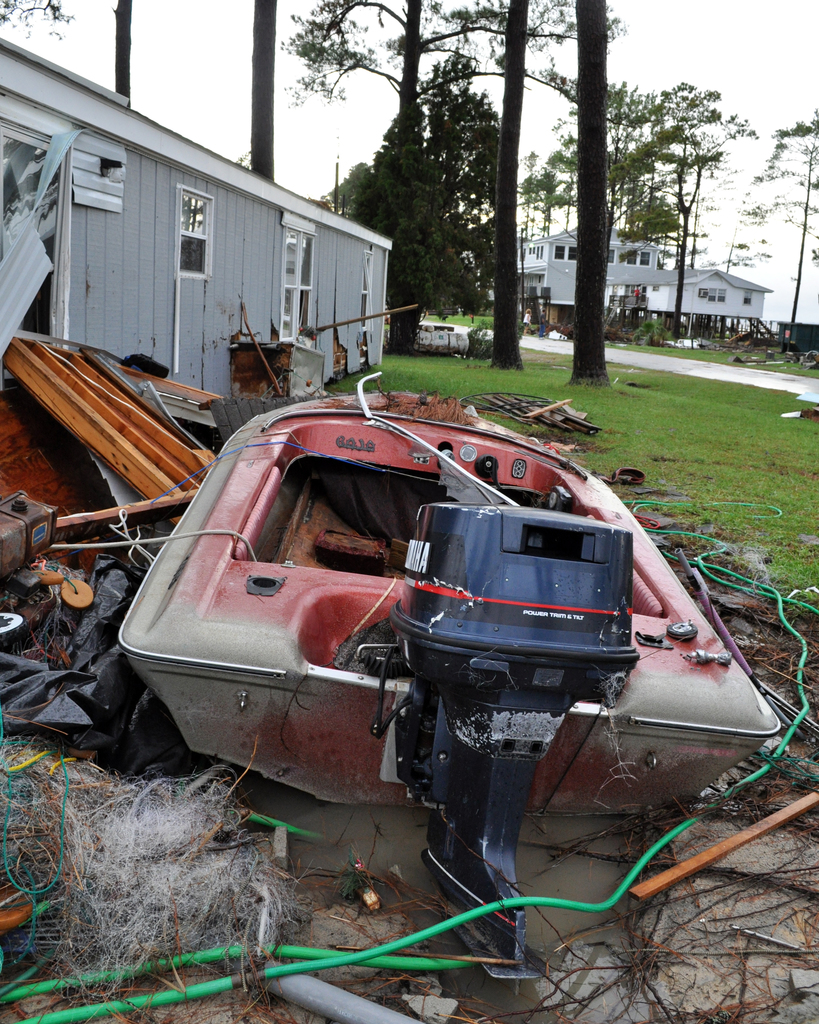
[245,774,639,1019]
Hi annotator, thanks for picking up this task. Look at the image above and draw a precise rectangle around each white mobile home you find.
[0,39,391,393]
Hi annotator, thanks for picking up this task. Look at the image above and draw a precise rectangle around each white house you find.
[522,228,771,331]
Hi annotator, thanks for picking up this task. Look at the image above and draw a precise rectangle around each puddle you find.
[244,774,650,1020]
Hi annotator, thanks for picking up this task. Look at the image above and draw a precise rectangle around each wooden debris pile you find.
[461,392,601,434]
[543,321,630,343]
[4,335,216,500]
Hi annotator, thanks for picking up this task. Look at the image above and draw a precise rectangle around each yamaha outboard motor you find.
[389,504,638,977]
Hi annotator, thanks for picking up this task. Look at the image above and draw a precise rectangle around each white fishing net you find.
[0,746,299,992]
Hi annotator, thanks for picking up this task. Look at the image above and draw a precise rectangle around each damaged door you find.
[0,127,77,359]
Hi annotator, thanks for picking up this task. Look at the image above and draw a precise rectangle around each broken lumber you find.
[54,494,196,544]
[629,790,819,901]
[4,337,213,500]
[522,398,575,418]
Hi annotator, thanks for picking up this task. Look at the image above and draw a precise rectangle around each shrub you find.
[467,318,494,359]
[633,319,674,346]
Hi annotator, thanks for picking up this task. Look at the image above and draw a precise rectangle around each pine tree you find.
[356,60,499,354]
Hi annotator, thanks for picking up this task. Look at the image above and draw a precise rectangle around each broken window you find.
[178,188,213,278]
[1,125,67,336]
[1,130,54,261]
[281,225,314,341]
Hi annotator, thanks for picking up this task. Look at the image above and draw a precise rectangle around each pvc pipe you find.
[266,973,415,1024]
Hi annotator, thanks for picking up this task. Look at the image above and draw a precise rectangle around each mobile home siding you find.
[68,146,388,393]
[0,39,391,395]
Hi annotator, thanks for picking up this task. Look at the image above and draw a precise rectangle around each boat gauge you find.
[459,444,478,462]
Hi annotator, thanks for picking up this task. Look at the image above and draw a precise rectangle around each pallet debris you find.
[4,335,214,499]
[460,392,601,434]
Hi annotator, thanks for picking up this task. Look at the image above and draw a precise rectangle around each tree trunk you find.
[388,308,419,355]
[399,0,423,113]
[673,203,690,338]
[791,173,813,322]
[492,0,528,371]
[569,0,608,385]
[251,0,277,181]
[114,0,132,102]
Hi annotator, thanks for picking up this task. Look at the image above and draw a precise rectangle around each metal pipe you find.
[314,303,418,333]
[265,973,416,1023]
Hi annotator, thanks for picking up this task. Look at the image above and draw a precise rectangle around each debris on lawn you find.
[460,391,601,433]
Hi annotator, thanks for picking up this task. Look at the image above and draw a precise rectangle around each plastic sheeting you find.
[0,555,190,775]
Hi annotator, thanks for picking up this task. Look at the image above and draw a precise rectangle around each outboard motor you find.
[389,504,638,976]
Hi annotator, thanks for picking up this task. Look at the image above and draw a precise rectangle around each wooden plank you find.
[0,388,115,515]
[67,352,211,476]
[630,791,819,901]
[32,344,201,487]
[523,399,575,418]
[80,348,215,447]
[4,339,180,499]
[117,363,220,406]
[54,493,195,543]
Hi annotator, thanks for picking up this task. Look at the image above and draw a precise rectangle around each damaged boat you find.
[120,373,779,974]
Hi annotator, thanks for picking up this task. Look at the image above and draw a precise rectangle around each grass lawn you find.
[429,316,819,379]
[332,352,819,590]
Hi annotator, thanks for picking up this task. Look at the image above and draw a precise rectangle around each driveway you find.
[521,338,815,398]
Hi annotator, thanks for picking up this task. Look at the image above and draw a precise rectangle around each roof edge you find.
[0,39,392,250]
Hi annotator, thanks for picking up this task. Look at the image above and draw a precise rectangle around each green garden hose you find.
[7,509,816,1024]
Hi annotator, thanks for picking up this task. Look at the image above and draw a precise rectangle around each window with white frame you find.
[706,288,726,303]
[743,289,752,306]
[639,250,651,266]
[554,244,565,260]
[567,245,577,261]
[178,188,213,277]
[281,223,314,341]
[608,248,615,263]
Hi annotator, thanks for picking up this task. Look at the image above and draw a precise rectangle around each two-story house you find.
[522,228,772,336]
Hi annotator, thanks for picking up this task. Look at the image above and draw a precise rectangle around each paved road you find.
[521,338,816,398]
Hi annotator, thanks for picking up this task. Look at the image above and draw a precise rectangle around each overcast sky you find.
[2,0,816,322]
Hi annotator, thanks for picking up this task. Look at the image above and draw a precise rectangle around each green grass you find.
[430,316,819,379]
[333,353,819,590]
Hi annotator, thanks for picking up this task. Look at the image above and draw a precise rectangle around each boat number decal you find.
[406,539,431,575]
[511,458,527,479]
[336,435,376,453]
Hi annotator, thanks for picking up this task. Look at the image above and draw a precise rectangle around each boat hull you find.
[120,396,779,813]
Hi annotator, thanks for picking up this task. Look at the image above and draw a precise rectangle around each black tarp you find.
[0,555,190,775]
